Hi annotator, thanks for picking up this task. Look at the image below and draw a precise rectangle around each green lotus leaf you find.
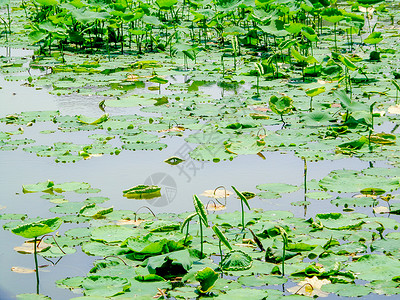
[79,204,113,217]
[49,202,86,215]
[212,225,232,250]
[120,133,159,144]
[81,241,129,257]
[346,254,400,281]
[122,142,167,151]
[16,294,51,300]
[321,7,345,23]
[195,267,218,293]
[91,225,137,243]
[364,32,383,44]
[315,213,365,230]
[85,196,109,204]
[269,95,294,116]
[193,195,208,226]
[123,237,174,259]
[121,279,172,298]
[370,238,400,254]
[155,0,177,9]
[146,221,181,232]
[319,169,400,193]
[305,191,332,200]
[189,144,236,162]
[164,156,184,165]
[135,274,165,282]
[123,185,161,199]
[53,182,91,193]
[81,276,131,297]
[22,180,54,193]
[225,135,265,155]
[39,245,76,257]
[0,213,27,220]
[305,87,326,98]
[149,76,168,85]
[321,283,372,297]
[331,197,378,208]
[220,250,252,271]
[232,186,251,210]
[238,274,287,286]
[11,217,62,238]
[301,111,332,125]
[256,183,299,194]
[77,114,108,125]
[367,280,400,295]
[216,287,270,300]
[145,249,201,276]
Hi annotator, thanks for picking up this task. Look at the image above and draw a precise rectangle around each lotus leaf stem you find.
[38,234,65,254]
[34,237,40,294]
[294,283,313,295]
[134,206,156,221]
[213,185,227,206]
[104,256,128,265]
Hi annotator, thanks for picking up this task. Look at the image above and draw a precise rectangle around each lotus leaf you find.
[81,276,131,297]
[195,267,218,293]
[22,180,54,193]
[122,142,167,151]
[216,287,270,300]
[319,170,400,193]
[345,254,400,281]
[220,250,252,271]
[77,114,108,125]
[91,225,137,243]
[225,135,265,155]
[81,241,129,257]
[11,217,62,238]
[321,283,372,297]
[331,197,377,207]
[144,249,201,277]
[53,182,91,193]
[79,204,113,217]
[256,183,299,194]
[305,191,332,200]
[123,185,161,199]
[269,95,294,116]
[39,245,76,257]
[16,294,51,300]
[189,144,236,162]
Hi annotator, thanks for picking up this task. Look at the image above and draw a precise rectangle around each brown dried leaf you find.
[11,266,35,274]
[14,240,52,254]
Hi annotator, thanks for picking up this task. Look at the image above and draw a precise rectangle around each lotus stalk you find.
[275,225,288,276]
[231,186,251,231]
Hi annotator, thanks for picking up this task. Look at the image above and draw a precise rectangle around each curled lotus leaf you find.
[195,267,218,294]
[164,156,184,165]
[22,180,54,193]
[123,185,161,199]
[77,114,109,125]
[220,250,253,271]
[269,95,294,116]
[11,217,62,238]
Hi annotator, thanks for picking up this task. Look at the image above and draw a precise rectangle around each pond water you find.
[0,48,398,299]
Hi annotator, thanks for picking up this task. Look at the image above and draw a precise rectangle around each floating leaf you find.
[220,250,252,271]
[123,185,161,199]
